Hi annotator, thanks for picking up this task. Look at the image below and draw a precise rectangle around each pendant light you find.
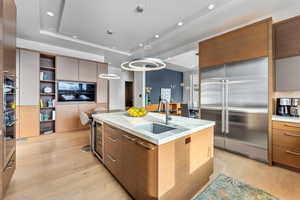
[120,0,166,72]
[98,73,120,80]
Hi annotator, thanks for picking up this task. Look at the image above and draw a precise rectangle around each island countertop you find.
[92,112,215,145]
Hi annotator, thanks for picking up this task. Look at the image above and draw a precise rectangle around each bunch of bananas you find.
[127,107,148,117]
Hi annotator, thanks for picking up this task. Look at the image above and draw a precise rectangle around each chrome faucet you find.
[159,99,172,125]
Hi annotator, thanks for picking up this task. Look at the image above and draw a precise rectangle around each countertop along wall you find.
[146,69,183,104]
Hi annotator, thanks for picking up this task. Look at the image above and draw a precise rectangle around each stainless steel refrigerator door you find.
[200,65,226,148]
[224,57,269,162]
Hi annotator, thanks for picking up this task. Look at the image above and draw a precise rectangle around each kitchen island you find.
[92,112,215,200]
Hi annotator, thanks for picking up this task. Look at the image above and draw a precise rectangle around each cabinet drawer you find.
[104,124,122,140]
[272,121,300,132]
[105,152,121,180]
[273,146,300,169]
[104,135,121,160]
[273,129,300,151]
[3,153,16,193]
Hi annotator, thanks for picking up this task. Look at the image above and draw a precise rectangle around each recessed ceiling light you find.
[177,22,184,26]
[139,43,143,47]
[208,4,215,10]
[106,30,113,35]
[155,34,160,38]
[72,35,77,39]
[46,11,54,17]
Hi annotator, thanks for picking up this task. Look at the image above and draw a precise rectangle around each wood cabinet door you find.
[120,133,138,197]
[3,0,16,76]
[188,127,213,174]
[79,60,97,82]
[136,139,158,200]
[199,19,270,68]
[274,16,300,59]
[19,50,39,106]
[55,104,79,132]
[56,56,79,81]
[19,106,40,138]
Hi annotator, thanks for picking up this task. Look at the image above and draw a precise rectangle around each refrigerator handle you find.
[225,80,229,134]
[221,80,225,133]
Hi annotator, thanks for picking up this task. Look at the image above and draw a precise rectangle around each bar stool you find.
[79,111,92,152]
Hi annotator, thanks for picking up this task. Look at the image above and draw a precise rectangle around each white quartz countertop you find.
[92,112,215,145]
[272,115,300,123]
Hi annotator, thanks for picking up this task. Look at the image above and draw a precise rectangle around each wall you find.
[108,67,134,110]
[134,72,145,107]
[16,38,105,63]
[146,69,183,104]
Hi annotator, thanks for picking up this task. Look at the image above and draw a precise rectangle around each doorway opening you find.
[125,81,134,109]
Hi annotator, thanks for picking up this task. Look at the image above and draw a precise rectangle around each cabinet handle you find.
[123,134,136,142]
[284,132,300,137]
[107,154,116,162]
[286,150,300,156]
[284,124,300,129]
[136,141,155,150]
[107,136,117,143]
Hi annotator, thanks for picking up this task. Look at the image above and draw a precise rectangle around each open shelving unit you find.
[39,54,56,135]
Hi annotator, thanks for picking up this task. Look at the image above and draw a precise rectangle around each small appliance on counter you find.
[290,98,300,117]
[276,98,291,116]
[276,98,300,117]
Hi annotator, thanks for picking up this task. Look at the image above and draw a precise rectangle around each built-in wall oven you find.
[3,76,16,167]
[92,121,103,162]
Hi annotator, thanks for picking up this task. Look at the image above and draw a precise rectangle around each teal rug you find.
[195,174,279,200]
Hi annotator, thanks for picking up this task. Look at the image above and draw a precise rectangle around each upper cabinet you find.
[56,56,98,82]
[199,19,271,68]
[274,16,300,59]
[3,0,16,76]
[56,56,79,81]
[79,60,97,82]
[19,50,40,106]
[97,63,108,104]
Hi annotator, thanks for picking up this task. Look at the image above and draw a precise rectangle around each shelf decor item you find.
[127,107,148,117]
[44,87,52,93]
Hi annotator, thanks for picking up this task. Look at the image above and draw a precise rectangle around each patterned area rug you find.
[195,174,279,200]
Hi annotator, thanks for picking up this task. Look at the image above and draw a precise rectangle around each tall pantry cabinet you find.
[0,0,17,198]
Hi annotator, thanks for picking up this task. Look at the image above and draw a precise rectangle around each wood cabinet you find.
[272,121,300,169]
[274,16,300,59]
[19,50,39,106]
[56,104,80,133]
[97,63,108,104]
[18,106,40,138]
[79,60,97,82]
[56,103,102,133]
[102,124,214,200]
[3,0,16,76]
[199,19,271,68]
[56,56,79,81]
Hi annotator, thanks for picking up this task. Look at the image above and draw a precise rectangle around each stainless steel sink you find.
[137,123,176,134]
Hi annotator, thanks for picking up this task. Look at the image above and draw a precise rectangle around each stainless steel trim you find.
[284,132,300,137]
[107,154,117,162]
[225,80,229,134]
[286,150,300,156]
[123,134,136,142]
[136,141,155,150]
[221,80,225,133]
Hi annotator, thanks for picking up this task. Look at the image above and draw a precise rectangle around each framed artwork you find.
[161,88,171,102]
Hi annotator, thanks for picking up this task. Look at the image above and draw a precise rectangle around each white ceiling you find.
[16,0,300,70]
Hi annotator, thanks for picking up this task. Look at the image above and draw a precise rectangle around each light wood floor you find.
[4,130,300,200]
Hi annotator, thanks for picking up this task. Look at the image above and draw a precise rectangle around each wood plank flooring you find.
[4,130,300,200]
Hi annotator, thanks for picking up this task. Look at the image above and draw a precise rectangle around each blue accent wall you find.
[146,69,183,104]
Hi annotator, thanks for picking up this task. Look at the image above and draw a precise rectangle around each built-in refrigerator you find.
[200,57,269,162]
